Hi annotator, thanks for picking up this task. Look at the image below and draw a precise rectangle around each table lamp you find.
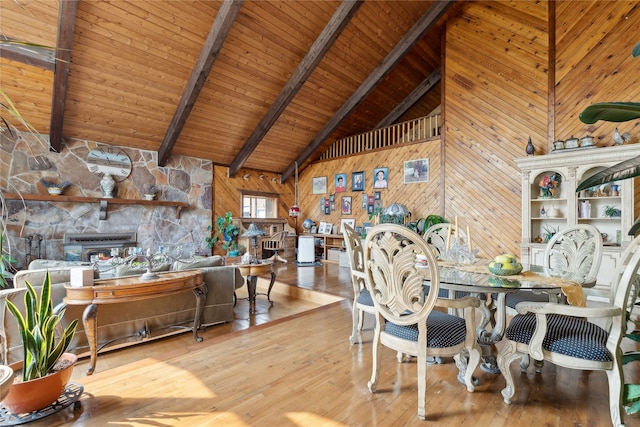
[242,222,266,264]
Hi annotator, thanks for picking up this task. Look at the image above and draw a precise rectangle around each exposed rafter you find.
[0,37,55,71]
[375,67,441,129]
[157,0,243,166]
[227,0,364,178]
[281,0,454,182]
[49,0,78,153]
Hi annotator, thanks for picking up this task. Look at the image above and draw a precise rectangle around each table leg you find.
[266,271,276,303]
[247,275,257,314]
[476,292,506,374]
[82,304,98,375]
[192,284,206,342]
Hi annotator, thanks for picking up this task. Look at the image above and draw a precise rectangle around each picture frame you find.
[361,193,368,208]
[335,173,347,193]
[329,193,335,202]
[330,203,335,211]
[373,167,388,189]
[324,206,331,215]
[351,171,365,191]
[404,158,429,184]
[374,191,381,200]
[323,222,333,235]
[340,218,355,234]
[341,196,352,215]
[311,225,318,234]
[318,222,327,233]
[312,176,327,194]
[367,204,374,214]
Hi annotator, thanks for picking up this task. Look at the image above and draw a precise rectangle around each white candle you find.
[467,225,472,252]
[446,224,452,251]
[146,248,151,256]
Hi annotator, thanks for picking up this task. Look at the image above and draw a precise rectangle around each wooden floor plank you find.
[19,261,639,426]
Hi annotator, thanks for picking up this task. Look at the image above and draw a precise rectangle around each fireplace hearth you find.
[64,232,137,261]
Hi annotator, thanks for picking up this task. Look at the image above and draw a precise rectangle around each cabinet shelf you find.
[310,233,344,264]
[2,193,188,220]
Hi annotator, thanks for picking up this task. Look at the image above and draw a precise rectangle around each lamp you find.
[382,203,411,225]
[289,161,301,219]
[241,222,266,264]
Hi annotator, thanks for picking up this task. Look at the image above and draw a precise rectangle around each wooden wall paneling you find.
[299,141,442,234]
[554,1,640,146]
[212,165,295,255]
[443,1,549,259]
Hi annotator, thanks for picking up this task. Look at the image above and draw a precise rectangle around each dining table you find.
[432,259,584,374]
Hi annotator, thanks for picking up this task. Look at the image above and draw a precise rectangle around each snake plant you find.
[5,272,78,381]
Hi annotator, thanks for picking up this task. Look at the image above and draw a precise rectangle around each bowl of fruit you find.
[488,254,523,276]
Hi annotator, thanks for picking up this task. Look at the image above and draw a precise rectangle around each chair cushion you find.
[173,256,224,270]
[385,311,466,348]
[357,289,374,306]
[505,313,611,362]
[505,291,550,309]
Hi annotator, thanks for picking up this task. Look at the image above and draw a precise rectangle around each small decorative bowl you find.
[47,187,63,196]
[143,194,155,201]
[488,265,523,276]
[488,277,521,288]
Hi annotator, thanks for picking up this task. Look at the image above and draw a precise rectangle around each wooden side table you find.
[59,270,206,375]
[235,261,276,313]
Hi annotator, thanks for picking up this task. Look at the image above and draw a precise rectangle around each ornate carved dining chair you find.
[422,222,466,259]
[261,231,288,263]
[505,224,603,371]
[342,224,375,344]
[363,224,481,420]
[497,236,640,427]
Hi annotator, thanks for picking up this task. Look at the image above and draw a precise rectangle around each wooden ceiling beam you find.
[228,0,364,178]
[157,0,243,166]
[281,0,454,182]
[375,67,441,129]
[0,37,55,71]
[49,0,78,153]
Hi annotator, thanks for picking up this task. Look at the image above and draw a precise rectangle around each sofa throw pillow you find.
[114,263,171,277]
[173,256,224,270]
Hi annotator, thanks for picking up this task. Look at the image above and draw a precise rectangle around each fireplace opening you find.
[64,232,137,262]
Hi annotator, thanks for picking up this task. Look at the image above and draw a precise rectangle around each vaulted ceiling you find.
[1,0,457,181]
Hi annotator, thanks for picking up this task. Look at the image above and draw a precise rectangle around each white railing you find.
[319,113,441,160]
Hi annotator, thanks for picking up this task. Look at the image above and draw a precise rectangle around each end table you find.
[235,261,276,313]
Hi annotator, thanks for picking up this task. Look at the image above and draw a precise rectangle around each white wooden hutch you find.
[515,144,639,295]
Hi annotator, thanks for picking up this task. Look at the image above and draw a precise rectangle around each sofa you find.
[0,256,245,365]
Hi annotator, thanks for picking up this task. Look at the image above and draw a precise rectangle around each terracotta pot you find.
[2,352,77,414]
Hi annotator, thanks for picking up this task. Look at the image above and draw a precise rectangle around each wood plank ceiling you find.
[0,0,455,180]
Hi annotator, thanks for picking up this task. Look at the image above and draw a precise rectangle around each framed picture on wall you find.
[404,158,429,184]
[352,171,365,191]
[312,176,327,194]
[341,196,352,215]
[335,173,347,193]
[340,218,355,234]
[361,193,368,208]
[373,167,388,189]
[374,191,381,200]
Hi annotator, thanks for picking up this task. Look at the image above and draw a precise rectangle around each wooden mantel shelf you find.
[2,193,189,220]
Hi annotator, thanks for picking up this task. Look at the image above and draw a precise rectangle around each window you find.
[242,192,278,218]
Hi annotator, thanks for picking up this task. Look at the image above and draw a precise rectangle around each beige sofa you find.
[0,257,244,365]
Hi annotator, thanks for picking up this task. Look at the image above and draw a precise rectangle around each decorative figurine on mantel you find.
[100,173,116,198]
[525,136,535,156]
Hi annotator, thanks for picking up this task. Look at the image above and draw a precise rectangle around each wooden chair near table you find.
[504,224,603,372]
[362,224,482,420]
[261,230,289,263]
[342,224,376,345]
[497,235,640,427]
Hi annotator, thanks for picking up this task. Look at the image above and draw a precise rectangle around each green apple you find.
[494,255,510,264]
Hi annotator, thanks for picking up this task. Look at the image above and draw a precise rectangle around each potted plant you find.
[206,211,240,255]
[603,205,622,218]
[2,272,79,414]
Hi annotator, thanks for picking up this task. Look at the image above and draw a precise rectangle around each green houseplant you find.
[206,211,240,254]
[3,272,79,413]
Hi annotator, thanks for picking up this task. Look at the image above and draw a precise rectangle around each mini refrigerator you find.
[297,235,316,263]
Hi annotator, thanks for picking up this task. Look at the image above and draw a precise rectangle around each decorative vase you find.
[2,352,77,414]
[100,173,116,198]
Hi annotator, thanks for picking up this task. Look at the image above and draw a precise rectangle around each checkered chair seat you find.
[385,311,467,348]
[357,288,374,306]
[505,313,611,361]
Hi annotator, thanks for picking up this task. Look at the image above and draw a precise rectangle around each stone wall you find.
[1,132,212,269]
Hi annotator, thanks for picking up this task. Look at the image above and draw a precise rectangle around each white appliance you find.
[297,235,316,263]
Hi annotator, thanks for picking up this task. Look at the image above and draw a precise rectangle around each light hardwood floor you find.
[27,262,640,426]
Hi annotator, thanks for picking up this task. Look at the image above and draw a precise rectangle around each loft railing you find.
[319,113,441,161]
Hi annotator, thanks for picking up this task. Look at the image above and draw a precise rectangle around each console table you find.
[235,262,276,314]
[59,270,206,375]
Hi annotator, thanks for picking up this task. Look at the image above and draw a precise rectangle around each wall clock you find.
[86,147,132,181]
